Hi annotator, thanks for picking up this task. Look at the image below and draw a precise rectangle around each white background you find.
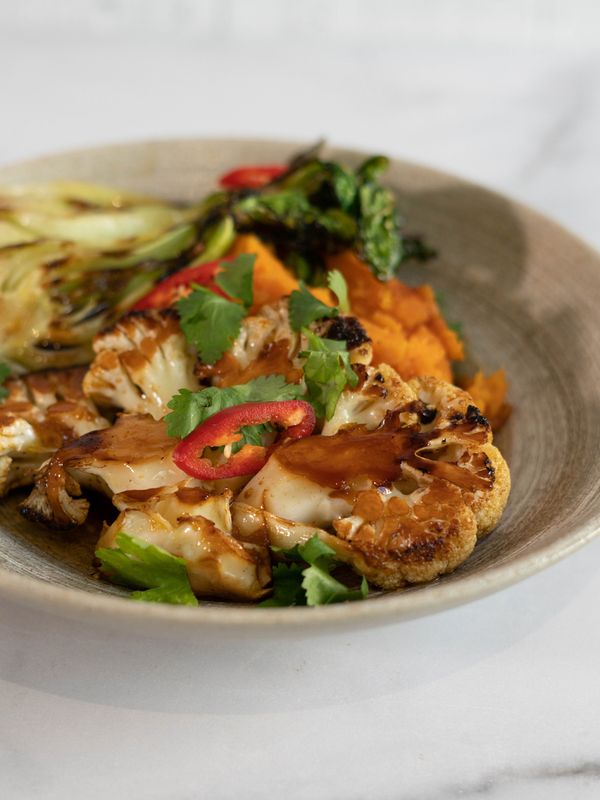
[1,2,600,798]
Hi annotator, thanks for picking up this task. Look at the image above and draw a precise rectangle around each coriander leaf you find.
[214,253,255,308]
[303,566,368,606]
[269,543,304,562]
[288,282,339,332]
[230,421,274,455]
[165,386,246,438]
[165,375,304,438]
[300,329,359,420]
[177,285,245,364]
[261,534,369,607]
[297,534,337,567]
[96,532,198,606]
[237,374,305,403]
[297,538,368,603]
[259,562,306,607]
[326,269,350,313]
[0,363,11,401]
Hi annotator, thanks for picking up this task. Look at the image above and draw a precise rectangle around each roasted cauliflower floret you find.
[236,368,510,590]
[199,297,372,387]
[82,308,199,419]
[20,413,248,529]
[98,489,271,601]
[322,363,416,435]
[408,375,511,535]
[0,366,109,496]
[20,414,190,528]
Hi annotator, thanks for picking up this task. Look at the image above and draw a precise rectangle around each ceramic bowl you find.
[1,139,599,636]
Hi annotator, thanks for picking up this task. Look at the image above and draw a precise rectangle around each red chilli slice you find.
[218,165,286,190]
[132,259,229,311]
[173,400,316,480]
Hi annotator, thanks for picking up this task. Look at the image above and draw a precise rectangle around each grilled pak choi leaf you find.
[0,182,201,369]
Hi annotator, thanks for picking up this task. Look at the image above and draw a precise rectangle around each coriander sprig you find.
[176,253,255,364]
[299,329,358,420]
[260,534,368,607]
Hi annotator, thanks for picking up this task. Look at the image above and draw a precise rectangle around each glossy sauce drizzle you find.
[276,421,492,492]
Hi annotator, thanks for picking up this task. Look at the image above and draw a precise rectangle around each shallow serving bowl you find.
[0,138,599,636]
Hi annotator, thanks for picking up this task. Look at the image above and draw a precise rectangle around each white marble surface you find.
[1,3,600,798]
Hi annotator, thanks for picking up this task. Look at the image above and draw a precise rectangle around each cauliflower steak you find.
[236,366,510,589]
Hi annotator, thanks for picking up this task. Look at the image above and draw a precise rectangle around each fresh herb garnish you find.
[259,562,306,607]
[288,283,339,331]
[165,375,305,454]
[96,532,198,606]
[213,252,255,307]
[326,269,350,313]
[288,270,350,331]
[176,253,255,363]
[299,329,358,420]
[0,363,11,401]
[177,288,245,364]
[260,534,368,607]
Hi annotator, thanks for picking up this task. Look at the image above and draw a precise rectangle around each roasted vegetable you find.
[0,182,205,370]
[20,414,189,528]
[236,370,510,590]
[172,399,316,480]
[193,145,433,284]
[0,366,109,497]
[82,308,200,419]
[97,489,271,601]
[196,295,372,394]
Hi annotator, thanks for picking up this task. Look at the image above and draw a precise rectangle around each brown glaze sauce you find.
[175,486,211,504]
[276,419,493,492]
[57,414,174,465]
[0,368,102,450]
[211,339,302,387]
[277,429,423,489]
[31,415,177,528]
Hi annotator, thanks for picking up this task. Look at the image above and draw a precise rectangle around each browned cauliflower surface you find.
[236,366,510,590]
[0,366,109,497]
[198,298,372,387]
[82,308,199,419]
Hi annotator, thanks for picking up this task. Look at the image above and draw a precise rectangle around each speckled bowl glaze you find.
[0,138,599,637]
